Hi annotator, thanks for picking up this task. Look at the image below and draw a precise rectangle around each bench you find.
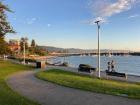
[105,70,127,80]
[78,64,96,73]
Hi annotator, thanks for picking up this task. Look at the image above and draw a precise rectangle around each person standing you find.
[111,60,115,72]
[107,62,111,71]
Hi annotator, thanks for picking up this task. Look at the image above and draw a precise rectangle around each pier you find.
[50,51,131,57]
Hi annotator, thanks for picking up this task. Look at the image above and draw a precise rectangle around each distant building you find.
[8,39,20,54]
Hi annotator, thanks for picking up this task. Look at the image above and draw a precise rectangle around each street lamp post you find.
[22,37,28,65]
[95,20,101,78]
[23,41,25,65]
[63,49,67,63]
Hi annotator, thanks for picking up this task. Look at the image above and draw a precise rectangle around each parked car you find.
[78,64,96,73]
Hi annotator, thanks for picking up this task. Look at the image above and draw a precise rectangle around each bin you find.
[36,61,46,69]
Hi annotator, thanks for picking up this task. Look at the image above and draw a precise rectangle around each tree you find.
[31,39,36,47]
[35,46,46,56]
[29,39,36,54]
[20,37,28,52]
[0,2,15,55]
[0,2,15,37]
[0,37,11,55]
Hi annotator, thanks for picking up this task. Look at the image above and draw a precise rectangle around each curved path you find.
[7,71,140,105]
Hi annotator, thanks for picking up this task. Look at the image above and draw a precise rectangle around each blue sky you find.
[4,0,140,51]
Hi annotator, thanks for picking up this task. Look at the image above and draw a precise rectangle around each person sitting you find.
[111,60,115,72]
[107,62,111,72]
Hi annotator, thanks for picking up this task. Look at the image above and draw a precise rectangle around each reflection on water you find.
[47,56,140,76]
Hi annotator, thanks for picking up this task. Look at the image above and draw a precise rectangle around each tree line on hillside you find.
[19,38,47,56]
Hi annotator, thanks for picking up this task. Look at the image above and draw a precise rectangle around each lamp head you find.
[95,20,101,24]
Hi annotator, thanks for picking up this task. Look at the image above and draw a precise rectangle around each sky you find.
[3,0,140,51]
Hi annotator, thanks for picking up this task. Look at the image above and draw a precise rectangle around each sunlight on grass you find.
[36,69,140,99]
[0,60,40,105]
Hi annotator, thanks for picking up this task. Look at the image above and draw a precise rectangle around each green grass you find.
[0,60,40,105]
[36,69,140,99]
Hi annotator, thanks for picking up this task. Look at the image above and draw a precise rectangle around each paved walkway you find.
[7,71,140,105]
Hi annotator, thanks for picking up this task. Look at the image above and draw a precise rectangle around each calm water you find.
[48,55,140,76]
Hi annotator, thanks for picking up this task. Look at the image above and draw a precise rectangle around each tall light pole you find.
[95,20,101,78]
[22,37,28,65]
[23,41,26,65]
[63,48,67,63]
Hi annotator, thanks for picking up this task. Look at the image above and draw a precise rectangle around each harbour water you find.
[48,55,140,76]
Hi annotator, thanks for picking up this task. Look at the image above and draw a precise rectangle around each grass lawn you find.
[36,69,140,99]
[0,60,40,105]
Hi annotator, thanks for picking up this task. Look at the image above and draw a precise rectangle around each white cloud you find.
[88,0,139,23]
[84,17,107,25]
[27,18,37,25]
[89,0,137,17]
[128,14,139,18]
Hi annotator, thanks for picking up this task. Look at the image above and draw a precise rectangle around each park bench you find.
[78,64,96,73]
[105,70,127,80]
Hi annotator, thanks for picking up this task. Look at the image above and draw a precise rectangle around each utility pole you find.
[23,41,25,65]
[95,20,101,78]
[22,37,28,65]
[63,49,67,63]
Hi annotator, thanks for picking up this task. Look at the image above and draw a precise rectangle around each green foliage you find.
[36,69,140,99]
[19,38,47,56]
[0,61,40,105]
[0,2,15,55]
[0,2,15,37]
[29,47,35,54]
[31,39,36,47]
[0,2,12,12]
[8,56,37,63]
[34,46,47,56]
[29,39,36,54]
[20,37,28,52]
[0,37,11,55]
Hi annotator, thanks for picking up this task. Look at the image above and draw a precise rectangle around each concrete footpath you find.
[7,71,140,105]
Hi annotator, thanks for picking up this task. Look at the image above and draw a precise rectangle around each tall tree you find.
[0,2,15,55]
[0,2,15,37]
[29,39,36,54]
[0,37,11,55]
[35,46,46,56]
[31,39,36,47]
[20,37,28,52]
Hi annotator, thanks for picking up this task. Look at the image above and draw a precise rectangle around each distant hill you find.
[38,46,130,53]
[38,46,64,52]
[38,46,93,53]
